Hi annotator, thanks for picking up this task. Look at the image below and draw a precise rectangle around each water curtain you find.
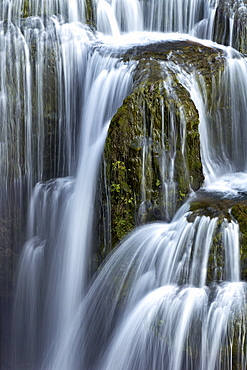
[0,1,247,369]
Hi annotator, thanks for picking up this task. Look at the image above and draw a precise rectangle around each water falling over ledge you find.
[1,1,247,370]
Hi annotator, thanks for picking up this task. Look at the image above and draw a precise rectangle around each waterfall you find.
[191,47,247,184]
[11,30,133,369]
[94,0,215,35]
[80,213,244,369]
[0,1,247,370]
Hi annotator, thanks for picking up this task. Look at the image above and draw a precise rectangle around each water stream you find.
[1,0,247,369]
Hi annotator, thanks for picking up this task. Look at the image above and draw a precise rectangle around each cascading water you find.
[10,26,133,369]
[1,1,247,370]
[191,46,247,184]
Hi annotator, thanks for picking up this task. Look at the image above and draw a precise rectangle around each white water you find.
[95,282,247,370]
[80,213,244,369]
[1,1,247,370]
[11,25,133,369]
[192,46,247,184]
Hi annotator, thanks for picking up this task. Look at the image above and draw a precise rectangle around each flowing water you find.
[1,0,247,369]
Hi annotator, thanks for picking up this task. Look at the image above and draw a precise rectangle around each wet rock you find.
[102,40,225,249]
[231,203,247,281]
[189,192,247,283]
[213,0,247,54]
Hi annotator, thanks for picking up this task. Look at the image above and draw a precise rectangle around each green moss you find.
[109,160,135,245]
[207,230,224,283]
[213,1,232,47]
[188,197,247,283]
[232,203,247,281]
[21,0,30,18]
[212,0,247,54]
[85,0,96,28]
[232,204,247,235]
[100,40,227,250]
[104,78,201,247]
[232,5,247,54]
[189,197,234,221]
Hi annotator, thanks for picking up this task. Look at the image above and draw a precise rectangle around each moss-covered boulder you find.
[213,0,247,54]
[102,40,226,250]
[105,79,201,247]
[232,3,247,54]
[231,203,247,281]
[189,192,247,283]
[213,0,234,47]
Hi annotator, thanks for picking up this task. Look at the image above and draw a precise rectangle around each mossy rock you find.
[22,0,29,18]
[232,203,247,281]
[213,0,247,54]
[188,193,237,221]
[104,82,200,248]
[232,4,247,54]
[189,193,247,283]
[85,0,96,28]
[101,40,227,250]
[213,0,233,47]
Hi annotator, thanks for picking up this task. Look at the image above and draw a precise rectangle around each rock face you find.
[102,40,226,250]
[231,203,247,280]
[188,192,247,283]
[213,0,247,53]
